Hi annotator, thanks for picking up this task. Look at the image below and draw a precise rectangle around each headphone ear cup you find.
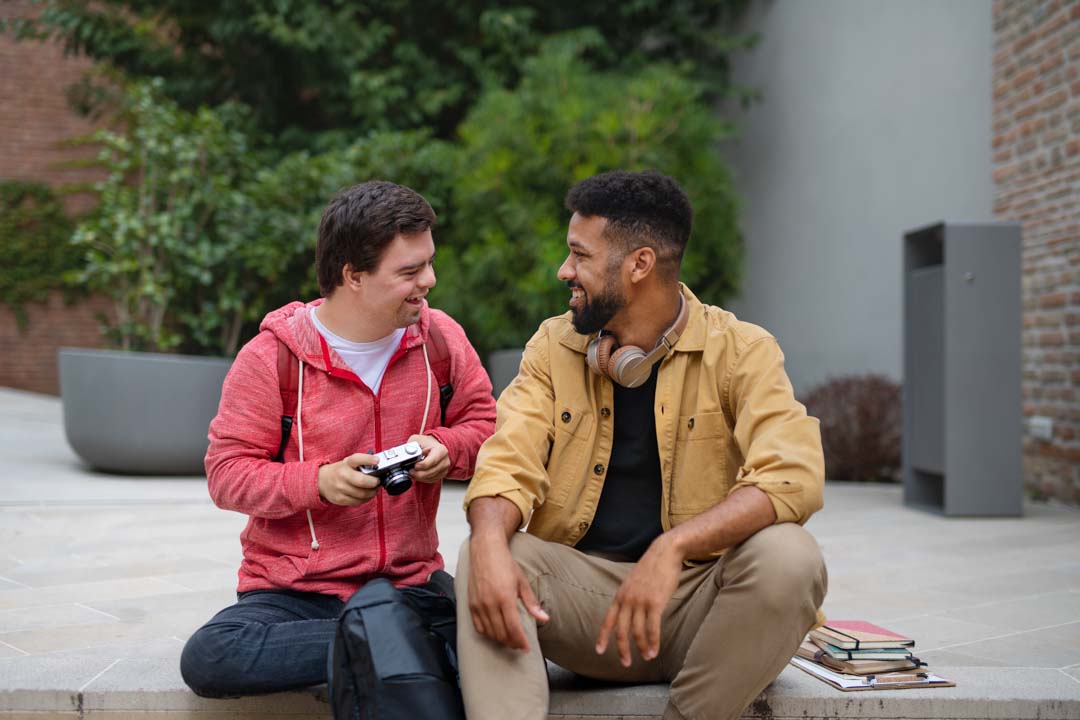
[608,345,649,387]
[588,334,618,377]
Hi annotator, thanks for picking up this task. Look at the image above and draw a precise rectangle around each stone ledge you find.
[2,657,1079,720]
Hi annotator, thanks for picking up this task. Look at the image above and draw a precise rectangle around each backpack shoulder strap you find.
[275,340,299,462]
[426,320,454,422]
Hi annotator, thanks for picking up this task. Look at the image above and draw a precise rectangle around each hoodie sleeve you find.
[424,313,497,480]
[204,334,329,518]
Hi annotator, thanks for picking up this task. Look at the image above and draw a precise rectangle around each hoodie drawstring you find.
[420,343,433,435]
[296,356,320,551]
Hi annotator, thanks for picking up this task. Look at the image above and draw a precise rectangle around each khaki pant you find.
[455,523,826,720]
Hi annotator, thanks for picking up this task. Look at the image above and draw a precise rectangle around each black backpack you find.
[328,570,465,720]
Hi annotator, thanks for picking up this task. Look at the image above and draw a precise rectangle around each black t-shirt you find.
[575,363,664,562]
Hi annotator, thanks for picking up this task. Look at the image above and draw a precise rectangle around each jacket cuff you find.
[731,476,809,525]
[464,486,532,530]
[284,460,331,511]
[425,428,466,478]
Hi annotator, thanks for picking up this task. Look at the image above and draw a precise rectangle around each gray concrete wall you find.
[723,0,993,393]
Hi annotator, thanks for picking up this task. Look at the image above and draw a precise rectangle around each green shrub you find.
[69,80,257,354]
[430,34,743,356]
[0,180,77,326]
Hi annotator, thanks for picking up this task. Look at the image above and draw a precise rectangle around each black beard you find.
[569,279,625,335]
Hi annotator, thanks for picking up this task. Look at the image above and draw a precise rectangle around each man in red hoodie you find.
[180,181,496,697]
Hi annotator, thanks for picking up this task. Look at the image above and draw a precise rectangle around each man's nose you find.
[420,264,436,289]
[557,256,573,282]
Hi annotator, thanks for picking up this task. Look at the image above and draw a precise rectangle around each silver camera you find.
[359,441,423,495]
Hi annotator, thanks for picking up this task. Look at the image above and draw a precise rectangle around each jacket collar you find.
[557,283,707,355]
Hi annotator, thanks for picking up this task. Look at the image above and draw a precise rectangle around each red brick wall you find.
[1,0,109,395]
[0,291,112,395]
[0,0,104,214]
[992,0,1080,505]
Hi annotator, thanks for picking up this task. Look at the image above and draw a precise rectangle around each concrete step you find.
[2,657,1079,719]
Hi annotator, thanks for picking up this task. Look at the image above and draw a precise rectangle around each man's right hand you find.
[317,454,381,506]
[468,532,549,651]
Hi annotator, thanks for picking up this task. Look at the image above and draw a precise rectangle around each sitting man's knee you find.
[726,523,827,609]
[180,622,247,698]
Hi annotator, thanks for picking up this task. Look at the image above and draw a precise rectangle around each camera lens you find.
[382,467,413,496]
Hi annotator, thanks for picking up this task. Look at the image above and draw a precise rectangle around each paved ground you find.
[1,386,1079,718]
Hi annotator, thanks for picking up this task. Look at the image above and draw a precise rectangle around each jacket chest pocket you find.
[546,405,594,507]
[671,411,730,516]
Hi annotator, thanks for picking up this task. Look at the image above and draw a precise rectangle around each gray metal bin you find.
[902,222,1022,516]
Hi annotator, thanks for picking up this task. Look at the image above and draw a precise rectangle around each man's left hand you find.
[407,434,450,484]
[595,534,684,667]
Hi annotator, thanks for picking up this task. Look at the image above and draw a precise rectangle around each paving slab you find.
[2,388,1080,719]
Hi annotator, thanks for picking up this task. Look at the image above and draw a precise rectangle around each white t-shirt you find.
[310,308,405,395]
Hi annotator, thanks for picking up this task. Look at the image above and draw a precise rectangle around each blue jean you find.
[180,589,344,698]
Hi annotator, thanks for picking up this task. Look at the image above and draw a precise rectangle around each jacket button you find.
[593,463,605,475]
[600,407,610,417]
[579,521,589,532]
[688,417,695,429]
[561,411,572,423]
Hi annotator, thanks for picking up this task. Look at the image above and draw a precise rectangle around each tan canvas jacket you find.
[464,285,825,560]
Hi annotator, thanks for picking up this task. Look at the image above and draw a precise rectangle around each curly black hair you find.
[564,170,692,277]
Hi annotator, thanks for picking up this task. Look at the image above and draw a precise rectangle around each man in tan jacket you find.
[457,170,827,720]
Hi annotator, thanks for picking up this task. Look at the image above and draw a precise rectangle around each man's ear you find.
[341,263,365,292]
[627,247,657,283]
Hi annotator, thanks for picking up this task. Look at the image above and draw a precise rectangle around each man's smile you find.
[569,285,586,310]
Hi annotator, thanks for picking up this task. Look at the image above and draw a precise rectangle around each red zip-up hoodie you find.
[205,300,496,601]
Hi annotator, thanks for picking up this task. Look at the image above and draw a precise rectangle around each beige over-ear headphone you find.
[586,296,688,388]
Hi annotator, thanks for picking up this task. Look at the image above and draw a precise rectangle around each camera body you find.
[360,441,423,496]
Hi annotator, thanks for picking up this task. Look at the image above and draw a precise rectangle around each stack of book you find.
[790,620,954,691]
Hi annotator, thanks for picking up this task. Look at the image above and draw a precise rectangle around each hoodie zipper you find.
[316,326,419,576]
[372,344,414,574]
[373,392,387,574]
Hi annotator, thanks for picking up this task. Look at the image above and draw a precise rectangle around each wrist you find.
[653,529,690,563]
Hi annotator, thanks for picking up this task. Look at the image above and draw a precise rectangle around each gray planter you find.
[487,348,523,399]
[58,348,232,475]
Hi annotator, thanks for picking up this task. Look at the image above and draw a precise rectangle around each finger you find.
[411,456,436,473]
[410,471,436,485]
[595,601,619,654]
[470,609,489,638]
[345,471,381,490]
[632,606,650,661]
[519,577,549,624]
[326,480,368,505]
[502,601,529,652]
[615,604,633,667]
[486,602,510,647]
[347,452,379,469]
[646,605,662,661]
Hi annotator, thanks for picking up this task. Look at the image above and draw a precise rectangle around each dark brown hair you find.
[316,181,436,296]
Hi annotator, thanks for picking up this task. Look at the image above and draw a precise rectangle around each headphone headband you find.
[586,295,688,388]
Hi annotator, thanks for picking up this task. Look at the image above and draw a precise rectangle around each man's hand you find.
[317,453,381,505]
[468,532,549,651]
[407,434,450,484]
[596,534,684,667]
